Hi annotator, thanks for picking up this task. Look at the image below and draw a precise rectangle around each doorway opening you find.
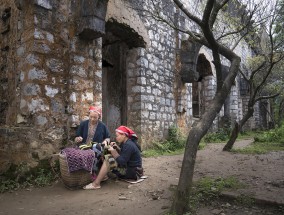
[102,32,128,138]
[192,54,213,118]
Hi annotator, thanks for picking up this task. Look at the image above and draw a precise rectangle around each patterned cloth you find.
[61,148,95,173]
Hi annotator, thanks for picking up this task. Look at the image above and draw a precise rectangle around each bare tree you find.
[140,0,277,214]
[223,1,284,151]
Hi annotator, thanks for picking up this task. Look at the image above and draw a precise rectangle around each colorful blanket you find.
[61,148,95,173]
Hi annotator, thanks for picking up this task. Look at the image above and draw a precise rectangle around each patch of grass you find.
[235,194,255,206]
[254,125,284,143]
[237,130,257,140]
[198,142,207,150]
[232,141,284,154]
[142,147,184,157]
[194,176,244,201]
[233,125,284,154]
[186,177,244,213]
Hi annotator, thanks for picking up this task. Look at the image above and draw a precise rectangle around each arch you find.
[196,54,213,80]
[105,0,150,48]
[192,51,215,118]
[198,46,216,77]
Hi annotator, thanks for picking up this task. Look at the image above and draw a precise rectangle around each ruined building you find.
[0,0,268,171]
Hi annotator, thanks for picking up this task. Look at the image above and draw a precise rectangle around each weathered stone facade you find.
[0,0,266,171]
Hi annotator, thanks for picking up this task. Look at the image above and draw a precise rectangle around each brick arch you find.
[105,0,150,48]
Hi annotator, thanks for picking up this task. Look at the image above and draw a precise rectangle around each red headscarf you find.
[116,126,138,139]
[89,106,101,116]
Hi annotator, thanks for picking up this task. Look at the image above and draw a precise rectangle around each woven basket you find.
[59,153,92,190]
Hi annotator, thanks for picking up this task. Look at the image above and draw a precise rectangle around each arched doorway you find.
[192,54,213,118]
[102,31,128,138]
[102,16,148,137]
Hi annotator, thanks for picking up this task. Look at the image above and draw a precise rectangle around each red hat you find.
[89,106,101,115]
[116,126,138,139]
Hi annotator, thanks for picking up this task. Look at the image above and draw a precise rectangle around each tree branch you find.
[255,91,281,103]
[173,0,203,26]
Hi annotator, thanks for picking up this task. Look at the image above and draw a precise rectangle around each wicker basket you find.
[59,153,92,190]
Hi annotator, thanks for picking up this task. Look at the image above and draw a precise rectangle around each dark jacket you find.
[75,120,110,144]
[116,139,142,168]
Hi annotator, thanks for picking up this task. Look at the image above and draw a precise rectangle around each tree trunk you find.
[223,121,240,151]
[223,108,254,151]
[170,122,215,213]
[171,97,233,213]
[170,131,200,213]
[278,98,284,126]
[170,56,240,215]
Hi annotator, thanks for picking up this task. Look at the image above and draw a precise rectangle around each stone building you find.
[0,0,266,171]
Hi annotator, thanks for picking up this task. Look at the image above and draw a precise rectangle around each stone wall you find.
[0,0,105,172]
[0,0,266,171]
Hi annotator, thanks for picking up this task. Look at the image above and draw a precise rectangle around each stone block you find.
[26,54,39,65]
[70,65,87,78]
[46,58,63,73]
[45,85,58,97]
[28,68,47,80]
[180,64,199,83]
[22,83,41,96]
[34,0,53,10]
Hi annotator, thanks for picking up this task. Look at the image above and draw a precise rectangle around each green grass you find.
[166,176,244,215]
[142,147,184,157]
[193,176,244,201]
[186,176,244,213]
[235,194,255,206]
[232,141,284,154]
[237,130,256,140]
[233,125,284,154]
[202,129,258,144]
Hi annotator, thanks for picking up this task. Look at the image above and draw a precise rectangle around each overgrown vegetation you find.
[202,128,255,144]
[254,124,284,143]
[233,124,284,154]
[143,124,284,156]
[233,141,284,154]
[202,128,231,143]
[0,159,60,193]
[142,125,186,157]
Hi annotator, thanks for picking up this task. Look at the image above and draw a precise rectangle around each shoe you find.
[83,183,101,190]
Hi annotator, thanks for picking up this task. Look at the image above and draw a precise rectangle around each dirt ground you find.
[0,139,283,215]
